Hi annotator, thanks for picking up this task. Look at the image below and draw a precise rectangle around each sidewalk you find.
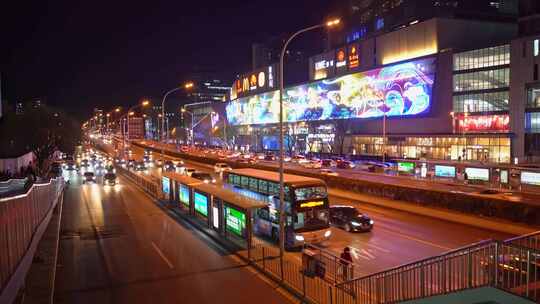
[20,193,64,304]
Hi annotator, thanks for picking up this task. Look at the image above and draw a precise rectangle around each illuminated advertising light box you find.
[335,48,347,74]
[435,165,456,178]
[179,183,190,206]
[348,43,359,69]
[230,65,277,100]
[162,176,170,195]
[500,170,508,184]
[521,171,540,186]
[226,57,435,126]
[194,191,208,217]
[397,162,415,173]
[465,167,489,181]
[226,206,246,237]
[457,114,510,133]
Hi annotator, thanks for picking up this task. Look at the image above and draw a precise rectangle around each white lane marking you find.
[151,242,174,269]
[365,242,391,253]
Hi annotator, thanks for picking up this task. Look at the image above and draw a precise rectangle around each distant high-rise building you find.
[340,0,518,45]
[519,0,540,36]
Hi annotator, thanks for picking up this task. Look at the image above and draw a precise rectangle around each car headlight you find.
[351,222,362,227]
[369,220,374,225]
[295,235,304,241]
[212,179,216,183]
[204,180,209,184]
[324,230,332,238]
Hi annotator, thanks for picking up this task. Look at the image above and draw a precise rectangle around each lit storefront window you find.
[453,45,510,71]
[351,135,511,163]
[453,68,509,92]
[453,91,509,113]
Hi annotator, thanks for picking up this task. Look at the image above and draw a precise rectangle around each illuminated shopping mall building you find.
[223,1,540,164]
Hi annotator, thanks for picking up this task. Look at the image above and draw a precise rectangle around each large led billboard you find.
[226,57,435,126]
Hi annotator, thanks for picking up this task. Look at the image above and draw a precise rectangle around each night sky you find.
[0,0,339,118]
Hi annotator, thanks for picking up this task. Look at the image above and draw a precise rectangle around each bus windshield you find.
[294,186,327,201]
[293,209,329,232]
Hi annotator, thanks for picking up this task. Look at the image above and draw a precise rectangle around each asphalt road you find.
[53,171,293,304]
[101,142,513,277]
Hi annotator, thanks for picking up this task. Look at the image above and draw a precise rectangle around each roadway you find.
[53,170,293,303]
[97,141,513,277]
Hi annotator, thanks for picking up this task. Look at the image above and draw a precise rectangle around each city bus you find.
[225,168,331,248]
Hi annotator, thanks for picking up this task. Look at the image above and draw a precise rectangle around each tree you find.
[0,104,82,176]
[334,119,352,156]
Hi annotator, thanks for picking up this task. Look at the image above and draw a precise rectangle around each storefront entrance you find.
[466,147,490,162]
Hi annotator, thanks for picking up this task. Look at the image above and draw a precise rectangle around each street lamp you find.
[181,108,216,148]
[121,100,150,157]
[278,18,340,256]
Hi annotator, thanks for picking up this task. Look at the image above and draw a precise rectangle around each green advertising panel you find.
[179,183,190,206]
[397,162,415,173]
[194,192,208,217]
[226,206,246,237]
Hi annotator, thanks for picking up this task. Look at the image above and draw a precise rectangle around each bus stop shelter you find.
[162,171,268,250]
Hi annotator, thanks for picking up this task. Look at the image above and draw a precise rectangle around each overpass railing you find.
[334,239,540,304]
[0,177,64,303]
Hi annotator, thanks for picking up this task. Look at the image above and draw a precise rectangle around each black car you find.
[83,172,96,184]
[191,172,216,183]
[134,162,147,171]
[127,159,136,168]
[163,160,175,172]
[65,161,78,171]
[329,206,373,232]
[103,173,117,186]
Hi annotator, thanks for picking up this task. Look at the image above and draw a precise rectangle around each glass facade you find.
[453,45,510,71]
[453,68,510,92]
[453,91,509,113]
[525,112,540,133]
[352,135,511,163]
[452,45,510,115]
[527,88,540,109]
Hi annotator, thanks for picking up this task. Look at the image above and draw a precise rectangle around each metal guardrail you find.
[505,231,540,252]
[115,166,159,198]
[0,177,64,303]
[334,239,540,304]
[0,178,28,197]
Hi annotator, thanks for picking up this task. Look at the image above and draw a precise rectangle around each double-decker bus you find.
[225,168,331,248]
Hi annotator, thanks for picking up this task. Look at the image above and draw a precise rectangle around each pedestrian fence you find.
[505,230,540,252]
[0,178,29,197]
[0,177,64,303]
[334,239,540,304]
[115,162,540,304]
[116,165,159,198]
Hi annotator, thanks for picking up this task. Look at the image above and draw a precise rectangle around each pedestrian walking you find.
[340,247,353,280]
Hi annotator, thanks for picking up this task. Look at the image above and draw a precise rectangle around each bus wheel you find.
[271,228,278,241]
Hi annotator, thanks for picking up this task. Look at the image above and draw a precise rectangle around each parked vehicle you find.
[214,163,232,173]
[321,159,336,168]
[336,160,355,169]
[329,206,373,232]
[320,169,338,176]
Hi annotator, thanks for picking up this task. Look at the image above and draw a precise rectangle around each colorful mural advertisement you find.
[226,57,435,126]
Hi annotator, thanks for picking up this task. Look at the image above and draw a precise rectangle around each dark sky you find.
[0,0,338,118]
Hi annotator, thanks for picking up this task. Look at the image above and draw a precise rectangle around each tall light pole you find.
[120,100,150,157]
[278,18,340,256]
[181,108,215,148]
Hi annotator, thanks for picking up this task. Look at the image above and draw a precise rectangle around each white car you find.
[184,168,196,176]
[214,163,232,173]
